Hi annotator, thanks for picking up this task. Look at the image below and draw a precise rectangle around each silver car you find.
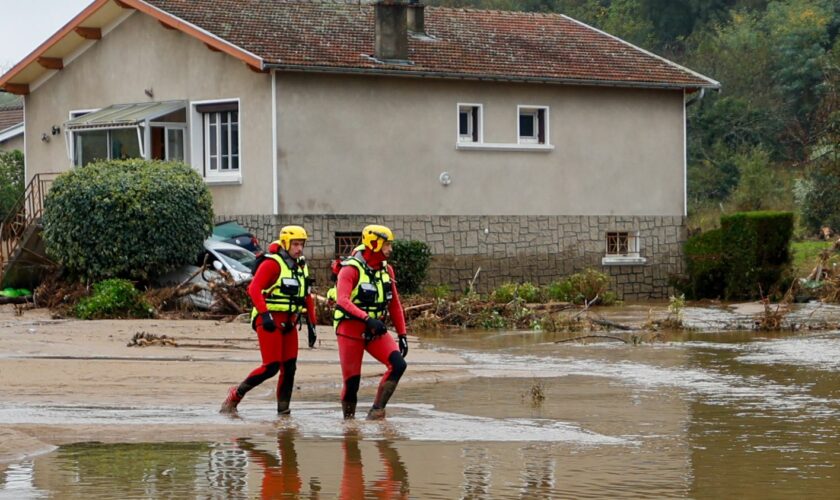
[159,238,256,310]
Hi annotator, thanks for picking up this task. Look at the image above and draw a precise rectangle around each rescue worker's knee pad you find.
[263,361,281,378]
[344,375,361,401]
[388,351,407,380]
[282,358,297,377]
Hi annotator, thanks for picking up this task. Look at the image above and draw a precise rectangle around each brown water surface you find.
[2,327,840,498]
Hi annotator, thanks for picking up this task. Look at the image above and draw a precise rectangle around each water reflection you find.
[461,446,491,499]
[341,429,409,499]
[238,430,303,498]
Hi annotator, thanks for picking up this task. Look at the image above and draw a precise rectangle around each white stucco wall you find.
[275,73,686,216]
[0,133,24,153]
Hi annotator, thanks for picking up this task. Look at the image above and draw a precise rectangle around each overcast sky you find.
[0,0,91,72]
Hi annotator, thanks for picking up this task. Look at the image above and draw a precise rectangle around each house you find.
[0,0,719,298]
[0,101,23,152]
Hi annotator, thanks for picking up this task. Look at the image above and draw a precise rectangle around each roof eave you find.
[0,0,264,94]
[0,123,25,143]
[264,63,720,91]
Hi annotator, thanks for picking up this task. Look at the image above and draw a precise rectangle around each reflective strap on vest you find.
[250,254,309,322]
[333,257,392,326]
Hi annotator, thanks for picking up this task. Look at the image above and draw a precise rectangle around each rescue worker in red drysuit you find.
[334,224,408,420]
[220,225,317,415]
[236,430,302,498]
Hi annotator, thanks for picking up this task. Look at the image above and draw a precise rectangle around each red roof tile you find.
[0,104,23,134]
[144,0,718,89]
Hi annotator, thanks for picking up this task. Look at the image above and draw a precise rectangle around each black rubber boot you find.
[367,352,407,420]
[276,359,297,415]
[342,400,357,420]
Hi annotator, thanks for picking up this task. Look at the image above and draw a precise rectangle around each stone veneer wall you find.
[218,214,686,300]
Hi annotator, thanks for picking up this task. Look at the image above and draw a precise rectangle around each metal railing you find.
[0,173,59,279]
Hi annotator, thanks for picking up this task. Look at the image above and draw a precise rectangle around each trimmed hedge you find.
[43,160,213,281]
[683,228,726,299]
[389,240,431,295]
[720,211,793,299]
[680,211,794,299]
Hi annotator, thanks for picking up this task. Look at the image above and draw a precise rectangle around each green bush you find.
[75,279,152,319]
[797,159,840,235]
[720,211,794,299]
[517,282,544,303]
[547,269,612,304]
[490,282,517,303]
[489,282,545,303]
[42,160,213,281]
[423,284,452,299]
[567,269,610,304]
[389,240,431,295]
[0,150,24,221]
[681,228,726,299]
[546,279,574,302]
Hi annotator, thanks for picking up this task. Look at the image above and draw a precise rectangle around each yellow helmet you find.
[278,225,308,251]
[361,224,394,252]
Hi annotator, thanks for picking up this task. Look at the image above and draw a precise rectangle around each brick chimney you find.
[407,0,425,34]
[375,1,408,61]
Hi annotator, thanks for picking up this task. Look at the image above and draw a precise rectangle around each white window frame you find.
[602,230,647,265]
[456,103,483,144]
[190,98,242,185]
[517,105,549,145]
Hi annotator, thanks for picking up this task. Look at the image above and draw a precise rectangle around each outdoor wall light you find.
[439,171,452,186]
[41,133,50,143]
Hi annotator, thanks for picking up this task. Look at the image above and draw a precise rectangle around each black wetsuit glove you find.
[307,321,317,348]
[398,335,409,358]
[260,312,276,333]
[364,317,388,342]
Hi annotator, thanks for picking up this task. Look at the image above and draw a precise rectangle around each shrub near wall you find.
[389,240,431,295]
[43,160,213,281]
[720,211,794,299]
[682,228,726,299]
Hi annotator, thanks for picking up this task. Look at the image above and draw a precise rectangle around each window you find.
[602,231,646,265]
[73,129,142,166]
[68,103,187,166]
[335,232,362,258]
[457,104,482,143]
[517,106,548,144]
[196,101,240,180]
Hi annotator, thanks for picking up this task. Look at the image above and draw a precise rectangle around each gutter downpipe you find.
[271,69,278,215]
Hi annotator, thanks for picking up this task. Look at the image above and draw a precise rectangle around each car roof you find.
[203,238,257,255]
[213,221,251,238]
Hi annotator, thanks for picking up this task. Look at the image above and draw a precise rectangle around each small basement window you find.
[457,103,482,143]
[335,232,362,258]
[518,106,548,144]
[602,231,646,265]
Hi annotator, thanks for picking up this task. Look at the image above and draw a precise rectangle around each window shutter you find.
[537,109,545,144]
[196,102,238,113]
[471,107,479,142]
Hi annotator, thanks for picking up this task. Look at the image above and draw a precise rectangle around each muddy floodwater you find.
[2,322,840,498]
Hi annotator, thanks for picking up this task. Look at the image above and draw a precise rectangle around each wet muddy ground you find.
[1,303,840,498]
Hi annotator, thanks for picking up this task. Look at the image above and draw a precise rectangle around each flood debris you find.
[523,379,546,407]
[127,331,178,347]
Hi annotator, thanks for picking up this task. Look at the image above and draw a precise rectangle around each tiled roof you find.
[0,104,23,133]
[144,0,718,89]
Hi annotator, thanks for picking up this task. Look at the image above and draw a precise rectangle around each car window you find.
[215,248,256,274]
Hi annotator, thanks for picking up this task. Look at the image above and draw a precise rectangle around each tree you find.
[0,150,24,222]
